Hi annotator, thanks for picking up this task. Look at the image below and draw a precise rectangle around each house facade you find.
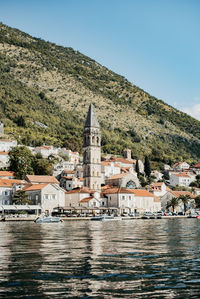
[23,183,65,214]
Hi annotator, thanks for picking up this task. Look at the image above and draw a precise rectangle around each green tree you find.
[195,195,200,208]
[144,156,151,178]
[9,146,34,179]
[167,197,179,212]
[33,158,53,175]
[135,159,140,175]
[178,194,190,213]
[12,190,30,205]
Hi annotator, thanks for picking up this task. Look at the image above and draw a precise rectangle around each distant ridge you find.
[0,21,200,165]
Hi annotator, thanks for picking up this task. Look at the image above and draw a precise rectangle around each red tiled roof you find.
[23,184,48,191]
[63,176,73,180]
[174,173,190,178]
[109,157,135,164]
[131,189,154,197]
[0,151,8,155]
[107,173,127,180]
[0,178,25,187]
[103,187,135,194]
[80,196,94,202]
[63,170,75,174]
[193,163,200,168]
[0,171,15,177]
[66,187,94,194]
[25,175,59,184]
[170,191,195,199]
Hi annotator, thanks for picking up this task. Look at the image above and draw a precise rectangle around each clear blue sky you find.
[0,0,200,118]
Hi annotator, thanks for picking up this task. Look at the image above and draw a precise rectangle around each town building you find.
[169,172,196,187]
[0,139,17,152]
[172,162,190,171]
[23,183,65,214]
[0,151,9,168]
[106,173,140,189]
[25,175,59,185]
[160,190,195,211]
[83,104,102,192]
[102,188,161,214]
[35,145,58,158]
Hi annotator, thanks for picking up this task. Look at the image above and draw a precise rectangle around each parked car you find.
[129,212,134,217]
[155,211,163,216]
[143,211,155,217]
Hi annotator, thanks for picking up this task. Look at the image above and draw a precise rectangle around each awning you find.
[0,205,41,211]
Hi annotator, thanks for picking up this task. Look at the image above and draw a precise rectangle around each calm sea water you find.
[0,219,200,298]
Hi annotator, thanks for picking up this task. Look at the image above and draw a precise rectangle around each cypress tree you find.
[135,159,140,175]
[144,156,151,177]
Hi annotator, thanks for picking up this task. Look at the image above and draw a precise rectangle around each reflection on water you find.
[0,219,200,298]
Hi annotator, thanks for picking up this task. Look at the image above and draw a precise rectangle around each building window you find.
[129,196,131,200]
[52,195,56,200]
[44,194,49,200]
[4,191,10,196]
[122,196,125,200]
[92,136,95,144]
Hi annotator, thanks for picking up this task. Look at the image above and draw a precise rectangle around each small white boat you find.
[91,214,122,221]
[34,216,62,223]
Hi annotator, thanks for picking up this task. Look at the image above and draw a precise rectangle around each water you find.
[0,219,200,298]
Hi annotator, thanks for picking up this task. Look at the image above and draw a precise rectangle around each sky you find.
[0,0,200,119]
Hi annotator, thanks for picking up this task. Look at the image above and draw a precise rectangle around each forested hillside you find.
[0,22,200,166]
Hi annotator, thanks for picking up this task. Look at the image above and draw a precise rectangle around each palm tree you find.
[178,194,190,214]
[167,197,179,212]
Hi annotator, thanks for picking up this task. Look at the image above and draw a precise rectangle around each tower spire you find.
[84,103,99,128]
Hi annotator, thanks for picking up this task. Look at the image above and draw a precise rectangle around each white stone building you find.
[172,162,190,171]
[0,151,9,168]
[102,188,161,214]
[23,183,65,214]
[35,146,58,158]
[170,172,196,187]
[0,139,17,152]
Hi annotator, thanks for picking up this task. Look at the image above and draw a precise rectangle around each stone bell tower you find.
[83,104,101,192]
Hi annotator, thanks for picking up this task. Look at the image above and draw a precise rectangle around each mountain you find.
[0,22,200,166]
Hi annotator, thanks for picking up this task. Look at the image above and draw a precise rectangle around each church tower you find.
[83,104,101,192]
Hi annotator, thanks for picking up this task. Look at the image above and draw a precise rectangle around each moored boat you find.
[34,216,62,223]
[91,214,122,221]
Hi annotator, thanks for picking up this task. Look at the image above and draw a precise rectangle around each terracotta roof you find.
[193,163,200,168]
[170,191,195,198]
[0,151,8,155]
[103,187,135,194]
[130,189,154,197]
[80,196,94,202]
[0,171,15,177]
[25,175,59,184]
[109,157,135,164]
[173,173,190,178]
[37,146,52,150]
[63,176,73,180]
[0,179,25,187]
[63,170,75,174]
[66,187,94,194]
[0,139,14,142]
[101,161,111,166]
[107,173,127,180]
[23,184,48,191]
